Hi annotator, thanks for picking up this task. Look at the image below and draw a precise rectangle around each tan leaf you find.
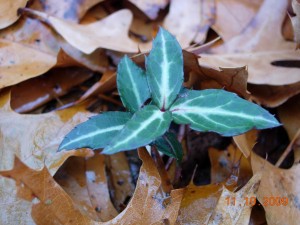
[31,0,104,22]
[183,51,250,99]
[0,16,108,88]
[23,8,139,54]
[163,0,214,47]
[0,148,183,225]
[106,148,183,224]
[291,0,300,48]
[0,0,28,29]
[251,153,300,225]
[0,157,94,225]
[105,152,135,212]
[248,82,300,107]
[176,183,225,225]
[55,153,118,222]
[212,0,262,41]
[208,173,261,225]
[11,67,93,113]
[129,0,169,20]
[278,94,300,140]
[200,0,300,85]
[209,145,252,186]
[0,90,94,223]
[233,129,258,159]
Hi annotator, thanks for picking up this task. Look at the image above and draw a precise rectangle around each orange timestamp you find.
[225,196,289,207]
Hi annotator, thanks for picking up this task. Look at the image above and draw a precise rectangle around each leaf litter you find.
[0,0,299,224]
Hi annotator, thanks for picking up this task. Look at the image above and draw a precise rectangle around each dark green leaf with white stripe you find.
[117,55,150,112]
[170,89,280,136]
[153,132,183,162]
[146,27,183,110]
[102,105,172,154]
[58,112,132,151]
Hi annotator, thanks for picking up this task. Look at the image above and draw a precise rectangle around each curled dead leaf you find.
[0,0,28,29]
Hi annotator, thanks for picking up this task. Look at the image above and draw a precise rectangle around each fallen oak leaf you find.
[201,0,300,85]
[163,0,214,47]
[104,152,135,212]
[0,156,94,225]
[290,0,300,48]
[278,94,300,140]
[183,51,250,99]
[128,0,169,20]
[233,129,258,159]
[0,148,183,224]
[30,0,104,22]
[176,175,237,225]
[55,153,118,222]
[248,81,300,108]
[251,152,300,225]
[0,16,107,88]
[0,89,94,223]
[103,148,183,224]
[208,173,262,225]
[212,0,261,41]
[209,145,252,186]
[21,8,139,54]
[0,0,28,29]
[11,67,94,113]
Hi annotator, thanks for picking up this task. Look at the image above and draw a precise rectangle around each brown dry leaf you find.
[11,67,93,113]
[278,94,300,140]
[0,157,94,225]
[0,15,107,88]
[31,0,104,22]
[0,89,94,223]
[212,0,262,41]
[200,0,300,85]
[55,153,118,222]
[129,0,169,20]
[183,51,250,99]
[176,182,225,225]
[233,129,258,159]
[0,148,183,225]
[105,152,135,212]
[106,148,183,224]
[251,153,300,225]
[208,173,262,224]
[248,82,300,107]
[23,8,139,54]
[0,0,28,29]
[291,0,300,48]
[209,145,252,186]
[163,0,214,47]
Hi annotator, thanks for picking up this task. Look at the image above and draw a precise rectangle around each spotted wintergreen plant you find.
[58,27,280,161]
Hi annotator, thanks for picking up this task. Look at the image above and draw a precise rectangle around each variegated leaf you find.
[153,132,183,161]
[117,55,150,112]
[58,112,132,151]
[170,89,280,136]
[102,105,172,154]
[146,27,183,110]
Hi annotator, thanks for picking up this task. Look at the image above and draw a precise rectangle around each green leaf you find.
[146,27,183,110]
[102,105,172,154]
[153,132,183,162]
[117,55,150,112]
[170,89,280,136]
[58,112,132,151]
